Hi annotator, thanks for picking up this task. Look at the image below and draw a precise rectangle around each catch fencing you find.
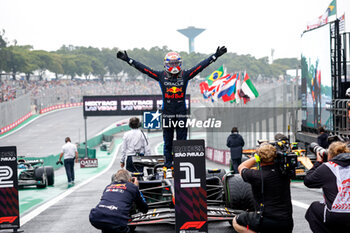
[201,82,301,151]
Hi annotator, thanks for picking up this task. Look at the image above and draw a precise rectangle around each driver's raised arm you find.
[186,46,227,80]
[117,51,161,81]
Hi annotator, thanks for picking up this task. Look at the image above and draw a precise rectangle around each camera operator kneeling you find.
[304,141,350,233]
[232,143,293,233]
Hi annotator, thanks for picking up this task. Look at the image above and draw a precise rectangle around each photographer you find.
[304,141,350,233]
[232,143,293,233]
[120,117,151,172]
[89,169,148,233]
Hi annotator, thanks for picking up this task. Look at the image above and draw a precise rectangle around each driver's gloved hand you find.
[116,51,130,62]
[215,46,227,58]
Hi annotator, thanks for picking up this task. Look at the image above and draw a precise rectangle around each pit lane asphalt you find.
[20,131,322,233]
[5,108,322,233]
[0,107,127,157]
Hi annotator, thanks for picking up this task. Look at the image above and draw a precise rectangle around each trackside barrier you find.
[0,112,32,135]
[206,147,231,166]
[78,123,129,151]
[0,102,83,136]
[39,102,83,114]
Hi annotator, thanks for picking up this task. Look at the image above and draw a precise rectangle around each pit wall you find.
[206,147,231,166]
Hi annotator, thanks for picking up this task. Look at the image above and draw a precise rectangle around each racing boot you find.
[165,166,174,179]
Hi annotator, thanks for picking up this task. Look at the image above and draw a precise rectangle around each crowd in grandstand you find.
[0,76,279,104]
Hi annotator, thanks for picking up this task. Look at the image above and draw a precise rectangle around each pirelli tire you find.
[129,225,136,233]
[206,169,226,182]
[34,167,47,189]
[224,173,255,211]
[45,166,55,186]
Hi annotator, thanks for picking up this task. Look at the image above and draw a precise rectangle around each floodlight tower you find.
[177,26,205,53]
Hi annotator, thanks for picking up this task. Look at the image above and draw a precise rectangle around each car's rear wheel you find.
[206,168,226,182]
[35,167,47,189]
[45,166,54,186]
[129,225,136,233]
[224,174,255,211]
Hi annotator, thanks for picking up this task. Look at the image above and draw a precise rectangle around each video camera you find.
[258,137,298,179]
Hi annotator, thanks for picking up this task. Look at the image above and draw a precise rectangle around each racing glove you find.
[116,50,132,64]
[214,46,227,59]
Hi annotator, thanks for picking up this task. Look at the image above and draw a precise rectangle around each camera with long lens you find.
[309,142,328,162]
[258,138,298,178]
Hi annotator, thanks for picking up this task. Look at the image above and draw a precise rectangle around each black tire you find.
[129,225,136,233]
[45,166,54,186]
[224,174,255,211]
[206,168,226,182]
[34,167,47,188]
[34,167,44,180]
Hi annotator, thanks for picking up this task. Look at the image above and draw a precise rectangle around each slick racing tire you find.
[34,167,47,189]
[129,225,136,233]
[45,166,55,186]
[206,168,226,182]
[224,174,255,211]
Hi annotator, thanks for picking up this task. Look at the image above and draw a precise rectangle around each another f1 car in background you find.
[126,156,255,230]
[242,141,314,178]
[17,157,54,189]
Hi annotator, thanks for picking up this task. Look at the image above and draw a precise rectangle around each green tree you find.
[62,54,78,79]
[1,46,31,80]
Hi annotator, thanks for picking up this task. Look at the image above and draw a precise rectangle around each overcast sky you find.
[0,0,338,59]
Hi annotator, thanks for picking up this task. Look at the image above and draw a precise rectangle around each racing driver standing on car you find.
[117,46,227,172]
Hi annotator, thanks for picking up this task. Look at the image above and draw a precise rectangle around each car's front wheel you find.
[35,167,48,189]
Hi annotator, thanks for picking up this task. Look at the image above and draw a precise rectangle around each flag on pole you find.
[240,72,259,104]
[306,0,337,31]
[205,74,232,101]
[233,72,241,103]
[206,65,224,86]
[327,0,336,17]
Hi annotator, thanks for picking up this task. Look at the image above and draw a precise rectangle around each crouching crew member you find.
[89,169,148,233]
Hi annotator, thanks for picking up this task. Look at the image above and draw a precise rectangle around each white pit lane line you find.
[292,200,309,209]
[21,143,121,226]
[20,128,308,225]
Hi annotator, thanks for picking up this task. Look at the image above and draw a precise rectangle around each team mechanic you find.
[117,46,227,170]
[89,169,148,233]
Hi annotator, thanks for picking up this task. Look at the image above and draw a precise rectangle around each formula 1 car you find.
[128,156,255,229]
[17,158,54,189]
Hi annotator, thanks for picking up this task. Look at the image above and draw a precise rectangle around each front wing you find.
[129,206,243,226]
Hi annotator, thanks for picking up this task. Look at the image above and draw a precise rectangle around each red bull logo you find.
[166,87,182,94]
[107,184,127,190]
